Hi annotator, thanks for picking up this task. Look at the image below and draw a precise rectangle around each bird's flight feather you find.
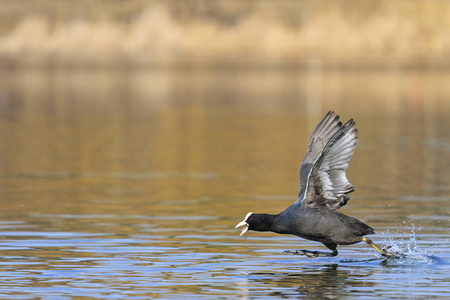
[295,111,358,210]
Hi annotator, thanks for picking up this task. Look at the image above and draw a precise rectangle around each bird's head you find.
[235,212,278,235]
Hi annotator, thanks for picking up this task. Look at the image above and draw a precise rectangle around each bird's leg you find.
[362,237,393,257]
[284,249,338,258]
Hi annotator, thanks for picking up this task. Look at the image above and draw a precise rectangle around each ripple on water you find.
[0,213,448,299]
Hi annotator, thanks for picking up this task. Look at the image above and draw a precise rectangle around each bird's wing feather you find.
[295,111,358,210]
[296,111,342,202]
[304,119,358,209]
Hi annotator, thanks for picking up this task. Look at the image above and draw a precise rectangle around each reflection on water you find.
[0,61,449,298]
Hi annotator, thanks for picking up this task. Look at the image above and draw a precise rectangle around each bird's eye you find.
[250,218,253,221]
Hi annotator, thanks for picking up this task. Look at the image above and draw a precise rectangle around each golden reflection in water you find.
[0,63,449,233]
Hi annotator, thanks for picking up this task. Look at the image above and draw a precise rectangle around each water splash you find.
[384,223,422,254]
[380,221,440,266]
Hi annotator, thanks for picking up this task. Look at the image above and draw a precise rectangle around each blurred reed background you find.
[0,0,449,66]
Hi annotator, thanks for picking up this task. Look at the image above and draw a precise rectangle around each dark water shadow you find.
[248,264,375,299]
[243,254,448,299]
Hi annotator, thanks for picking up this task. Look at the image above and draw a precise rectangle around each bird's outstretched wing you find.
[295,111,358,210]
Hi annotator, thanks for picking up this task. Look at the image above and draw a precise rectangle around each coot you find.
[235,111,392,257]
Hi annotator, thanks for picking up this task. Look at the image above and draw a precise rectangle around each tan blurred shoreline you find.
[0,0,449,67]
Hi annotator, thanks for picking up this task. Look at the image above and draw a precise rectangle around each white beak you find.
[235,220,249,236]
[235,212,253,236]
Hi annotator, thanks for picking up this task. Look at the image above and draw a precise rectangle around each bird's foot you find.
[363,237,398,258]
[380,245,405,258]
[284,249,338,258]
[380,245,394,257]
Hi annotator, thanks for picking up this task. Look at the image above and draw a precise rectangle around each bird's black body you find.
[248,206,374,251]
[236,111,391,257]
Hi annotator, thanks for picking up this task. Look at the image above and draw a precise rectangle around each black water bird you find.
[235,111,392,257]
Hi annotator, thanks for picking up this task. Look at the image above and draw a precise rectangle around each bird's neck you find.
[252,213,282,233]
